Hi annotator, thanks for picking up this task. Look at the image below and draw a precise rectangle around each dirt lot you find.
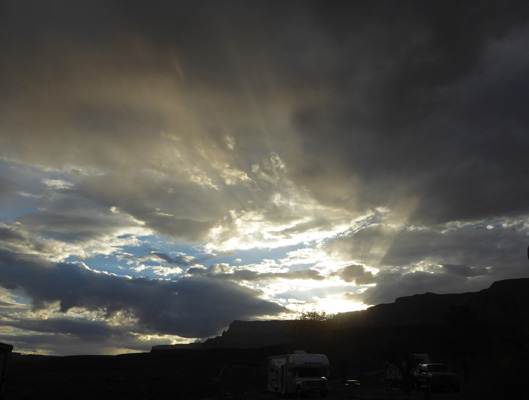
[3,349,525,400]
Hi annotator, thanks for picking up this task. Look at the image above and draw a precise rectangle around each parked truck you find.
[268,351,329,397]
[413,363,460,392]
[385,353,430,387]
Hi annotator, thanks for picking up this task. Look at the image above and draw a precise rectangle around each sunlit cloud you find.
[41,179,74,190]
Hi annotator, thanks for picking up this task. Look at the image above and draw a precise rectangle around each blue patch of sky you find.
[10,289,32,306]
[214,242,318,271]
[61,235,199,279]
[123,235,206,263]
[118,235,312,271]
[66,235,322,280]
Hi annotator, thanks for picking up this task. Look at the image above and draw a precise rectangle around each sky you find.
[1,0,529,356]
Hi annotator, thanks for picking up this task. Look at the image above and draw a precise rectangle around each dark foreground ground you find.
[4,344,528,400]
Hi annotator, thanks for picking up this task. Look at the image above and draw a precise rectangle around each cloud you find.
[18,210,137,242]
[2,1,529,235]
[327,217,529,272]
[6,317,125,342]
[0,327,189,356]
[132,264,183,277]
[0,249,284,338]
[0,218,144,264]
[123,251,199,269]
[286,3,529,224]
[0,222,56,256]
[187,263,324,282]
[324,216,529,304]
[1,1,529,354]
[148,251,196,266]
[0,174,18,208]
[442,264,489,277]
[334,264,376,285]
[358,270,491,306]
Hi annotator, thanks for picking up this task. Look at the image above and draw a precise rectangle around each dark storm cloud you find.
[286,1,529,223]
[0,250,284,338]
[2,1,529,228]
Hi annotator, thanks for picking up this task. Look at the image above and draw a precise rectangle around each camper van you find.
[268,351,329,397]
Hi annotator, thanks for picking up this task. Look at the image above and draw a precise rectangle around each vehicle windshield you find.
[427,364,448,372]
[297,367,324,377]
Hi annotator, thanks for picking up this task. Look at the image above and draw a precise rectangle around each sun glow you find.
[285,295,368,315]
[314,297,368,314]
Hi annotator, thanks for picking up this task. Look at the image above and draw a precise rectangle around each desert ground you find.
[4,345,519,400]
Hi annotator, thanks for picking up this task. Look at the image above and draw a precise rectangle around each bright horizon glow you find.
[294,297,369,315]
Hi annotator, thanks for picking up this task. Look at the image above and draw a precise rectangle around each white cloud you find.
[217,163,252,186]
[133,264,183,277]
[41,179,74,190]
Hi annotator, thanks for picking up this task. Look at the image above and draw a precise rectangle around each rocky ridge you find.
[152,277,529,351]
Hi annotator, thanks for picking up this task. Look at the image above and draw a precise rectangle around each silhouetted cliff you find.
[333,277,529,329]
[198,278,529,350]
[201,319,292,349]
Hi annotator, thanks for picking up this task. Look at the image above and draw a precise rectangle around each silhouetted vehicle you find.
[413,363,460,392]
[0,343,13,400]
[385,353,430,387]
[268,350,329,397]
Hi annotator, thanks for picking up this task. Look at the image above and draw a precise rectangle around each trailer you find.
[268,350,329,397]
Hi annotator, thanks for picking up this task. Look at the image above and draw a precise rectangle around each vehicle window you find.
[297,367,323,377]
[427,364,448,372]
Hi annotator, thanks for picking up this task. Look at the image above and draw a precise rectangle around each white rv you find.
[268,351,329,397]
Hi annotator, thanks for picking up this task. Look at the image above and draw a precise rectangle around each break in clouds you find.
[1,1,529,354]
